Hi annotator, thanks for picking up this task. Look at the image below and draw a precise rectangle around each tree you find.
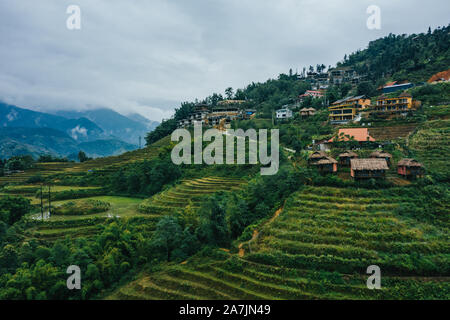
[357,81,376,96]
[197,193,230,247]
[152,216,183,262]
[225,87,234,100]
[0,196,32,225]
[78,151,88,163]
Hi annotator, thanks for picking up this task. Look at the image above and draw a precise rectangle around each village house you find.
[338,150,358,167]
[378,81,414,94]
[350,158,389,179]
[370,150,393,166]
[397,159,425,179]
[276,107,293,120]
[371,92,421,117]
[299,107,317,117]
[427,69,450,84]
[328,96,371,124]
[298,90,324,103]
[328,128,376,144]
[308,151,337,173]
[328,67,364,85]
[308,151,328,165]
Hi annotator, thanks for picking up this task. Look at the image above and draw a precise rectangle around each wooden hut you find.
[370,150,393,166]
[397,159,424,179]
[350,159,389,179]
[313,156,338,173]
[308,151,328,165]
[338,150,358,166]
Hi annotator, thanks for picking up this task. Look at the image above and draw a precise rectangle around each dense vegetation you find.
[0,25,449,300]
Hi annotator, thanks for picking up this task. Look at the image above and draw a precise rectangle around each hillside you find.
[340,25,450,84]
[0,25,449,301]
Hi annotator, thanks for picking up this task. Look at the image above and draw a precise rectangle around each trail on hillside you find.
[238,204,284,257]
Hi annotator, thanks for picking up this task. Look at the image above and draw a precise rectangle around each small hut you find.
[313,156,338,173]
[397,159,424,179]
[370,151,393,166]
[300,107,317,117]
[350,158,389,179]
[308,151,328,165]
[338,150,358,166]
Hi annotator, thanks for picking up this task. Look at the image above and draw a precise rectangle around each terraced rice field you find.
[139,177,245,214]
[368,124,417,141]
[110,186,450,300]
[408,120,449,179]
[25,196,157,242]
[0,136,171,185]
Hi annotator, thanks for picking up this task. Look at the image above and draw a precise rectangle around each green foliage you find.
[109,153,181,196]
[341,25,450,83]
[0,196,32,225]
[52,200,111,216]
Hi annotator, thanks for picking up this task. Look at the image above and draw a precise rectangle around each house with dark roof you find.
[397,159,424,179]
[350,158,389,179]
[338,150,358,166]
[370,151,393,166]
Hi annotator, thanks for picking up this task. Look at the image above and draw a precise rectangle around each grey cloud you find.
[0,0,448,121]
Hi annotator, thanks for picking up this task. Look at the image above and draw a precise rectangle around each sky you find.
[0,0,449,122]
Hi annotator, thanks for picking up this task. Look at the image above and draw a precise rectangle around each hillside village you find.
[0,25,449,301]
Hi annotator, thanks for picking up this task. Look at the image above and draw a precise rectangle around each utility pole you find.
[139,136,142,149]
[48,185,51,217]
[40,184,43,220]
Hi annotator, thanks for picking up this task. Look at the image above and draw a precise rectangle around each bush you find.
[52,200,111,216]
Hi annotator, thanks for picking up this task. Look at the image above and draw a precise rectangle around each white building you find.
[276,108,293,119]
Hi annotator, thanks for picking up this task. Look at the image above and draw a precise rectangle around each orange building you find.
[329,128,375,143]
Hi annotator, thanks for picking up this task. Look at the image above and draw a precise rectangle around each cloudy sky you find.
[0,0,448,121]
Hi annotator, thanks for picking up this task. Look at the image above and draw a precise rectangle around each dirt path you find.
[238,205,284,257]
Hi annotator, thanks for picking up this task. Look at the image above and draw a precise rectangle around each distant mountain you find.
[127,113,160,130]
[54,108,159,144]
[0,102,105,142]
[0,127,139,160]
[0,127,80,159]
[77,139,138,158]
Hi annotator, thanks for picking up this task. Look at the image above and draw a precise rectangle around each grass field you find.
[109,185,450,300]
[408,119,449,179]
[139,176,245,215]
[25,196,153,242]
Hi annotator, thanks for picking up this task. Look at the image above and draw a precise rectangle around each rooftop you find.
[397,159,423,167]
[351,158,389,171]
[370,150,393,159]
[329,128,376,142]
[339,150,358,158]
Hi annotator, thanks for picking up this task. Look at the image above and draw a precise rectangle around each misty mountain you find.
[0,102,105,142]
[0,127,138,160]
[54,108,159,144]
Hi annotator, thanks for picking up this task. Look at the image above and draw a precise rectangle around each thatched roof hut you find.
[397,159,423,167]
[339,150,358,158]
[370,150,392,159]
[351,159,389,171]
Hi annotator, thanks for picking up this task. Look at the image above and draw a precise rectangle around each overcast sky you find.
[0,0,448,121]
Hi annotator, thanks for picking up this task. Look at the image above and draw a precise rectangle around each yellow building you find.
[328,95,371,123]
[372,92,420,116]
